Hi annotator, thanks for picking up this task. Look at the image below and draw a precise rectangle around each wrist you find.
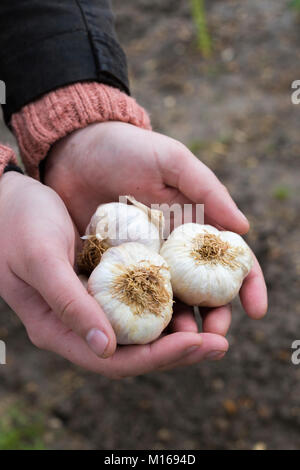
[43,125,91,211]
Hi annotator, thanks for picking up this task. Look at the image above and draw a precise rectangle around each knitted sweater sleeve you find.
[11,82,151,180]
[0,144,18,177]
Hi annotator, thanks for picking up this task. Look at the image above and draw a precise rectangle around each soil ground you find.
[0,0,300,450]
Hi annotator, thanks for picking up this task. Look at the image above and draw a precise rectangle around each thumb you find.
[23,252,117,358]
[162,141,250,234]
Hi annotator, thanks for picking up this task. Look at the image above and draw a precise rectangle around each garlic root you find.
[77,236,110,276]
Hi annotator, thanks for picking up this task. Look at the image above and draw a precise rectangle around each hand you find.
[0,172,230,377]
[45,122,251,235]
[45,122,268,328]
[0,172,117,359]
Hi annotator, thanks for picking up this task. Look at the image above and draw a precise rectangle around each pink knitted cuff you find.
[0,145,18,177]
[11,82,152,179]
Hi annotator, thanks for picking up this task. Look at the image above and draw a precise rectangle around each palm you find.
[44,121,268,350]
[45,122,249,234]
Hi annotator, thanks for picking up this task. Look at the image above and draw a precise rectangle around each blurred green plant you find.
[272,185,291,201]
[0,404,45,450]
[190,0,212,58]
[290,0,300,10]
[188,139,209,154]
[188,136,231,156]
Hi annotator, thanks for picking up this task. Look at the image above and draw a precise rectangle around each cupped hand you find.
[0,172,230,377]
[45,122,250,235]
[44,122,268,334]
[0,172,117,359]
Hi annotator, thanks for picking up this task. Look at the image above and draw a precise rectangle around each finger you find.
[201,305,232,336]
[158,332,229,371]
[14,251,117,358]
[1,268,67,349]
[169,301,198,333]
[162,143,249,234]
[41,328,205,378]
[204,214,226,231]
[3,268,120,367]
[57,331,227,376]
[5,273,224,378]
[239,253,268,319]
[5,268,204,377]
[104,332,204,378]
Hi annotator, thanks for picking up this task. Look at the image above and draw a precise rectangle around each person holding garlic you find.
[0,0,267,378]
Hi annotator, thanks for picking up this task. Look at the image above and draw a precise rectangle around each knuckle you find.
[56,295,78,325]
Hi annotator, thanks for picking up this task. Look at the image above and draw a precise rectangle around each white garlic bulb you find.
[78,196,164,275]
[86,196,164,252]
[88,242,173,345]
[160,223,253,307]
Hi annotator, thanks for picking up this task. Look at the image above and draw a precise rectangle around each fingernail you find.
[86,328,109,358]
[204,350,226,361]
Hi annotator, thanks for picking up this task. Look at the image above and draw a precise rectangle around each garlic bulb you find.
[78,196,164,275]
[160,224,253,307]
[88,242,173,345]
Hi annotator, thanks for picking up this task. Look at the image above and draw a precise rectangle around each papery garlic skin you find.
[88,243,173,345]
[160,224,253,307]
[86,196,164,253]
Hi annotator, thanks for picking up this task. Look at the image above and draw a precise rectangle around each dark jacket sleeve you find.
[0,0,129,125]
